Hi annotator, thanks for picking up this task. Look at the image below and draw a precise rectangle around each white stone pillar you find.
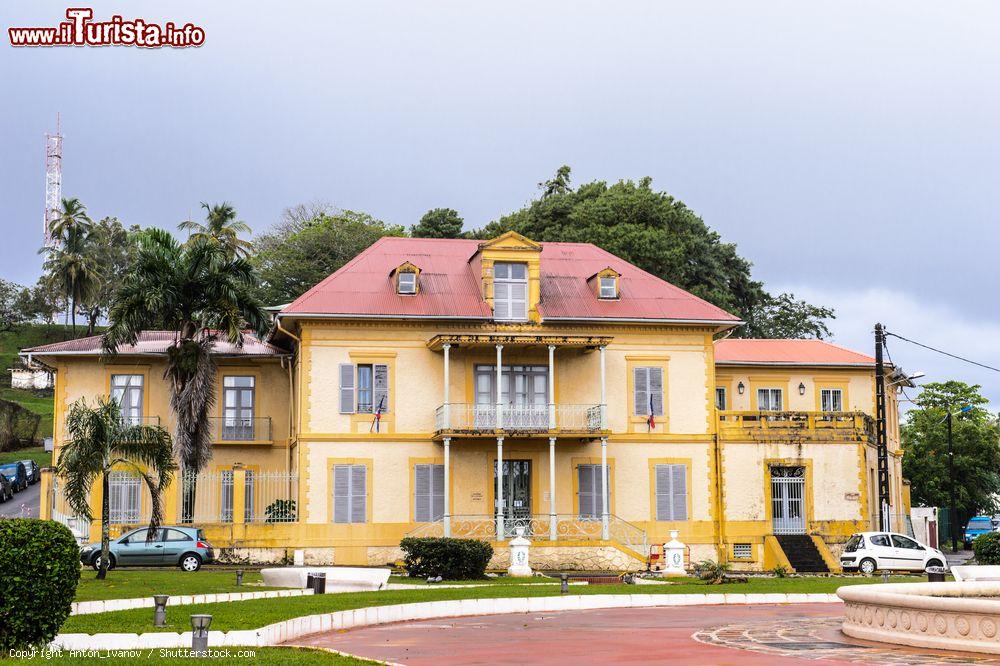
[548,345,556,430]
[443,437,451,537]
[549,436,557,541]
[496,436,505,541]
[599,345,607,429]
[442,343,451,430]
[495,344,504,430]
[601,436,609,540]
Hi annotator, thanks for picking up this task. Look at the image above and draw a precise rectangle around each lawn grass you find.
[3,647,369,664]
[61,575,917,635]
[0,444,51,467]
[74,569,278,602]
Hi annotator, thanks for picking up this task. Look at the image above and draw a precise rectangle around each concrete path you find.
[290,603,998,665]
[0,481,39,518]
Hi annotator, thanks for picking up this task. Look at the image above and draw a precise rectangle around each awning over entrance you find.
[427,333,613,352]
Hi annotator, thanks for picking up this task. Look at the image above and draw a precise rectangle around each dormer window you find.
[398,272,417,294]
[493,262,528,321]
[599,276,617,299]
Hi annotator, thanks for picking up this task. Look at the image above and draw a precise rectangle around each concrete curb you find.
[53,592,842,650]
[71,589,313,616]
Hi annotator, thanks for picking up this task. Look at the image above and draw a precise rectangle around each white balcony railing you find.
[434,403,603,433]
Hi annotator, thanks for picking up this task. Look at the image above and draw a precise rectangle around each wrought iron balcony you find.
[434,403,604,435]
[717,410,875,443]
[207,416,273,443]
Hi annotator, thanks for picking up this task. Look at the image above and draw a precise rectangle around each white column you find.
[601,436,609,540]
[549,436,557,540]
[442,344,451,430]
[599,345,607,429]
[496,436,505,541]
[443,437,451,537]
[548,345,556,430]
[495,344,504,430]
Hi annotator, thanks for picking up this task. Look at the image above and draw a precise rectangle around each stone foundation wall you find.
[488,546,645,572]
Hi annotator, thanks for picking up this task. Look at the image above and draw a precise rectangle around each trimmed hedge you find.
[973,531,1000,564]
[0,519,80,650]
[400,537,493,580]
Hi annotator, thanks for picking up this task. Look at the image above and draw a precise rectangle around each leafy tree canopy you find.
[411,208,464,239]
[901,380,1000,521]
[251,207,406,307]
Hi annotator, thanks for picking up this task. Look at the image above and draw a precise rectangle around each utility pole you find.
[948,410,958,552]
[874,323,890,531]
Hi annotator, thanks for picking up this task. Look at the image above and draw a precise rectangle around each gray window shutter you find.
[373,364,389,413]
[671,464,687,520]
[655,465,671,520]
[414,464,431,522]
[649,367,664,416]
[432,463,445,521]
[510,282,527,320]
[333,465,350,523]
[339,364,355,414]
[494,281,510,320]
[578,465,595,518]
[350,465,367,523]
[634,367,648,416]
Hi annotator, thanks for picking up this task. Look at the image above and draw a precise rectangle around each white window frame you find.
[599,276,617,299]
[654,463,687,521]
[820,388,843,412]
[111,374,144,425]
[397,271,417,294]
[222,375,255,440]
[493,262,528,321]
[108,471,141,524]
[332,464,367,524]
[757,388,783,411]
[414,463,445,522]
[339,363,390,414]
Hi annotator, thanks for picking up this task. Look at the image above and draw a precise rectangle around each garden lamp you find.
[190,614,212,654]
[153,595,168,627]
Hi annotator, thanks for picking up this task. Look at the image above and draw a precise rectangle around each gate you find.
[771,467,806,534]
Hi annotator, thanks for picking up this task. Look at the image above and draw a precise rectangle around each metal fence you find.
[434,404,604,432]
[248,471,298,523]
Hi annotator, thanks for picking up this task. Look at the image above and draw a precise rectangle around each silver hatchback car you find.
[80,526,215,572]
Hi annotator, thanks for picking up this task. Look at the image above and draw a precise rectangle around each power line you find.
[885,331,1000,374]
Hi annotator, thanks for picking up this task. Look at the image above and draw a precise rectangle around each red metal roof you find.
[714,339,875,366]
[23,331,287,357]
[281,237,741,324]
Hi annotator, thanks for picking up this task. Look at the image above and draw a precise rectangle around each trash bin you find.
[927,566,947,583]
[306,572,326,594]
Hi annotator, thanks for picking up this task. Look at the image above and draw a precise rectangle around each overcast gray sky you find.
[2,1,999,405]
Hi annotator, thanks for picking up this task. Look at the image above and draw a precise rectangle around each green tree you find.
[901,381,1000,523]
[742,293,835,339]
[179,202,253,258]
[15,278,63,324]
[57,396,175,579]
[79,217,136,336]
[0,279,30,332]
[411,208,464,239]
[102,228,270,519]
[476,166,831,334]
[41,198,99,335]
[251,207,406,306]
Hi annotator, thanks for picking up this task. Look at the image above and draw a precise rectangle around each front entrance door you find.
[496,459,531,537]
[771,466,806,534]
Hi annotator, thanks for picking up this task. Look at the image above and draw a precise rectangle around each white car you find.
[840,531,947,575]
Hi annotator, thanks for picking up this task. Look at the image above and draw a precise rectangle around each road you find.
[0,481,39,518]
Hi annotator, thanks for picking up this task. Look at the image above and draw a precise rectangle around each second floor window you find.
[715,387,727,411]
[633,366,664,417]
[339,363,390,414]
[820,388,843,412]
[493,262,528,321]
[111,374,144,425]
[757,388,783,411]
[223,376,255,440]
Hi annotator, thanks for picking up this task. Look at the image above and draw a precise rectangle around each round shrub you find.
[400,537,493,579]
[0,519,81,650]
[973,531,1000,564]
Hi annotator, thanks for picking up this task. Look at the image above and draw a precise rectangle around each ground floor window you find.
[108,471,141,523]
[577,464,607,519]
[414,463,445,522]
[654,463,687,521]
[333,464,367,523]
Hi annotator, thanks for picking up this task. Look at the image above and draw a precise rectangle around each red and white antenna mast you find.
[43,113,63,247]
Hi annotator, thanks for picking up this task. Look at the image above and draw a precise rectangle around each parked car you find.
[79,526,214,572]
[19,459,40,485]
[840,531,947,574]
[0,462,27,492]
[0,472,13,502]
[964,516,995,549]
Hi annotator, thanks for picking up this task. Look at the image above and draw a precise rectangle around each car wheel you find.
[926,559,944,570]
[180,553,202,572]
[91,554,116,571]
[859,558,877,575]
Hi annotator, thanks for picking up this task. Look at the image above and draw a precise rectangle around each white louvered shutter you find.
[510,281,527,320]
[339,364,355,414]
[649,367,664,416]
[333,465,351,523]
[654,464,688,521]
[670,464,687,520]
[373,364,389,413]
[414,464,431,522]
[494,281,510,320]
[350,465,367,523]
[431,463,445,521]
[634,367,648,416]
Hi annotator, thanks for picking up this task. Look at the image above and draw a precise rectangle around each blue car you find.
[0,462,27,492]
[80,526,215,572]
[964,516,995,548]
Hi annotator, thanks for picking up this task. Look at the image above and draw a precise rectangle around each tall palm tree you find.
[41,201,100,335]
[57,397,175,580]
[48,197,92,245]
[179,202,253,258]
[101,228,269,520]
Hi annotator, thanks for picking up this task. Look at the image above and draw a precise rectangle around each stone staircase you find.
[775,534,829,573]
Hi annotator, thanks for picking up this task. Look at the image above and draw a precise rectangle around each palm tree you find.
[57,397,175,580]
[179,202,253,258]
[41,201,100,335]
[48,197,92,244]
[101,228,269,520]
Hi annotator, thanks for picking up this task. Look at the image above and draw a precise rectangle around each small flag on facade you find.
[371,396,385,433]
[647,395,656,432]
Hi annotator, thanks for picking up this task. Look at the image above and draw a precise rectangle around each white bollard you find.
[663,530,686,575]
[293,549,305,567]
[507,527,533,577]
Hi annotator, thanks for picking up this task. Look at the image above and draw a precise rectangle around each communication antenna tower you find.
[44,113,63,247]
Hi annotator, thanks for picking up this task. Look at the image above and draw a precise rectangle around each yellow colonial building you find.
[28,232,910,571]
